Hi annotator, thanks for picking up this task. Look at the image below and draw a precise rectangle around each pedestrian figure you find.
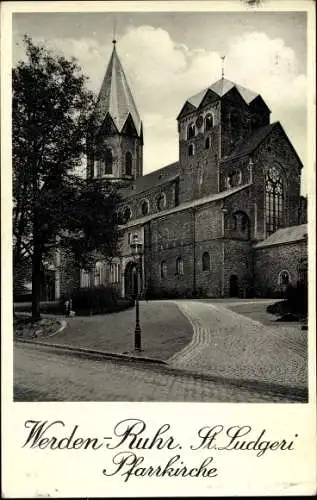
[64,297,72,317]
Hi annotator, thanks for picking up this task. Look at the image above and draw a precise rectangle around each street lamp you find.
[130,234,143,352]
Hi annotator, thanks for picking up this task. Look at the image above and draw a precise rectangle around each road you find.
[13,343,293,403]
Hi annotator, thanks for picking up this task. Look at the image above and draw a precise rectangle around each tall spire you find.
[93,41,142,136]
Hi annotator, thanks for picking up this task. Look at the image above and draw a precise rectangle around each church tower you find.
[87,40,143,185]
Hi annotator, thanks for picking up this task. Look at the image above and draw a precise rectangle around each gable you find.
[259,122,303,170]
[177,101,197,120]
[198,89,220,110]
[249,95,271,114]
[222,86,250,111]
[121,113,138,137]
[96,112,119,138]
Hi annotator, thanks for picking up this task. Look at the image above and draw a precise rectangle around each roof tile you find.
[254,224,307,248]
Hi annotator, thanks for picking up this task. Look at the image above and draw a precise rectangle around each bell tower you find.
[87,40,143,186]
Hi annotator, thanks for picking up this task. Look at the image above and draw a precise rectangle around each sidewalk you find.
[38,301,193,361]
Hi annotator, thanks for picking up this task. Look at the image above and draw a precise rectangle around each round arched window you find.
[121,206,132,224]
[141,200,149,216]
[205,114,213,131]
[278,270,290,286]
[202,252,210,271]
[157,193,166,211]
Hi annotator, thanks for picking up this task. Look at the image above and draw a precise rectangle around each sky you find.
[12,10,308,192]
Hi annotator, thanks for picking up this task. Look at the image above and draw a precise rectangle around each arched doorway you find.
[124,261,137,298]
[229,274,239,297]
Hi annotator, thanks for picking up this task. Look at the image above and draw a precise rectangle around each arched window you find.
[232,211,249,235]
[80,269,91,288]
[226,170,242,188]
[278,270,290,286]
[205,136,210,149]
[265,166,284,235]
[202,252,210,271]
[160,261,167,279]
[226,174,233,189]
[187,123,195,139]
[205,113,213,131]
[110,262,120,284]
[121,206,132,224]
[176,257,184,276]
[141,199,149,216]
[125,152,133,176]
[94,158,102,178]
[94,261,106,286]
[188,144,195,156]
[157,193,166,211]
[237,170,242,185]
[104,149,113,175]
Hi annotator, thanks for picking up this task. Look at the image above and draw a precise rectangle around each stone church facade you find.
[57,41,307,300]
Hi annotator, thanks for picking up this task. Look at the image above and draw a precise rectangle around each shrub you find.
[267,282,307,319]
[71,286,134,315]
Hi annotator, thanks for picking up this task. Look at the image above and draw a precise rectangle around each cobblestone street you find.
[14,343,294,403]
[168,300,307,393]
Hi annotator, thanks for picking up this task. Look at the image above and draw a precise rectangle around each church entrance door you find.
[229,274,239,297]
[124,262,137,298]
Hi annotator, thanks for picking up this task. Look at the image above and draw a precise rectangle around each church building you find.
[60,40,307,300]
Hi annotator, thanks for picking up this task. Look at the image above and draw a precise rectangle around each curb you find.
[15,338,167,366]
[15,338,307,402]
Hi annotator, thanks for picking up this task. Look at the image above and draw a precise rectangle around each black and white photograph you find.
[2,0,316,497]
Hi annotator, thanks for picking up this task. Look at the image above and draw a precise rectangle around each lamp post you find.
[130,234,143,352]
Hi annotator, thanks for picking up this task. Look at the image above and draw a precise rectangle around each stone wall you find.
[254,239,307,296]
[178,99,221,202]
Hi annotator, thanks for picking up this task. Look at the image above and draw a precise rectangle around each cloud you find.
[13,27,307,191]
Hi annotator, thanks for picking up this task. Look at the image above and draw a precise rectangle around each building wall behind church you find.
[254,240,307,296]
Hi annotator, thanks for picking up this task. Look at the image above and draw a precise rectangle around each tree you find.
[13,36,120,319]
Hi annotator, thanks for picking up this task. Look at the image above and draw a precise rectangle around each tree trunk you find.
[31,242,42,321]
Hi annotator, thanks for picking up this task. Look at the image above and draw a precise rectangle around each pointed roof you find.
[93,42,142,136]
[183,78,260,114]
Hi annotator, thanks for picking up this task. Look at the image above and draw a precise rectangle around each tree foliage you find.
[13,36,120,318]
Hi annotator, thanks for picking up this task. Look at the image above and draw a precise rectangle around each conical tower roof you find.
[93,41,142,136]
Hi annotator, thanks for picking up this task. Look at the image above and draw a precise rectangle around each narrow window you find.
[187,123,195,139]
[104,149,113,175]
[205,114,213,131]
[141,200,149,216]
[176,257,184,276]
[202,252,210,271]
[122,206,132,224]
[160,261,167,279]
[157,193,166,211]
[125,152,133,176]
[188,144,195,156]
[265,166,284,235]
[205,136,210,149]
